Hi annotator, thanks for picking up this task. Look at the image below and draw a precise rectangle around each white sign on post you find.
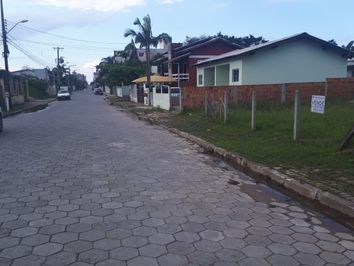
[311,95,326,114]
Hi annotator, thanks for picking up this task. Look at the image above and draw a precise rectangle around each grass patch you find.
[166,100,354,196]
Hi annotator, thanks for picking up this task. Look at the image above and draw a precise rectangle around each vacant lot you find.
[166,101,354,199]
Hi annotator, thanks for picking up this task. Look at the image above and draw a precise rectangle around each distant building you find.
[12,68,50,81]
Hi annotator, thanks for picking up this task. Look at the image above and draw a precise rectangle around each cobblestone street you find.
[0,90,353,266]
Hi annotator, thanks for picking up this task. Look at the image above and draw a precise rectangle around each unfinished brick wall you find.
[182,78,354,109]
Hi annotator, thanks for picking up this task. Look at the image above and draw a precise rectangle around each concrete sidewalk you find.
[3,98,56,118]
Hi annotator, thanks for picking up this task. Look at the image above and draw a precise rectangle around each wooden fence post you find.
[293,90,301,141]
[204,90,208,116]
[224,91,228,123]
[281,83,286,104]
[251,90,256,130]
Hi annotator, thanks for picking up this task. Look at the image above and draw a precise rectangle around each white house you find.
[196,33,351,87]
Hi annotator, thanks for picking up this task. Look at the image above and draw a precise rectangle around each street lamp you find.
[7,19,28,34]
[1,0,28,111]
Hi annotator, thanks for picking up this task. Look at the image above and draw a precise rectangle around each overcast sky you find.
[2,0,353,81]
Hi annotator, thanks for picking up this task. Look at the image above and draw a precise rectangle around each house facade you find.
[196,33,350,87]
[348,59,354,77]
[156,37,241,87]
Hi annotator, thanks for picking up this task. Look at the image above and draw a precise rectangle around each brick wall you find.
[182,78,354,109]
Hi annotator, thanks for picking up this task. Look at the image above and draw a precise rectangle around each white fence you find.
[153,85,170,110]
[116,85,131,98]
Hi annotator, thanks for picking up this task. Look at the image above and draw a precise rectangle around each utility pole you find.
[53,47,63,92]
[1,0,10,111]
[0,1,27,111]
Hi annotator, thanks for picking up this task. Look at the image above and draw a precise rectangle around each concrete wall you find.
[242,39,347,85]
[229,60,243,85]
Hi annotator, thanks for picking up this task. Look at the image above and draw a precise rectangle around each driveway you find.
[0,90,353,265]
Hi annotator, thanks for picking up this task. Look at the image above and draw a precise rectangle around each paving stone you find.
[316,240,345,252]
[67,223,92,233]
[45,251,76,265]
[64,240,92,253]
[0,245,32,259]
[110,247,139,260]
[239,258,271,266]
[51,232,78,244]
[21,233,49,246]
[174,231,199,243]
[148,233,174,245]
[80,230,105,241]
[94,239,121,250]
[11,227,38,237]
[158,254,188,266]
[142,218,165,227]
[157,224,182,234]
[122,236,148,247]
[244,235,271,246]
[139,244,167,257]
[293,242,322,254]
[266,254,299,266]
[107,228,132,239]
[199,230,224,241]
[293,252,326,266]
[215,249,245,263]
[166,241,195,255]
[127,256,158,266]
[219,238,247,250]
[319,251,351,265]
[339,240,354,250]
[12,255,45,266]
[133,226,157,237]
[96,259,126,266]
[33,242,63,256]
[0,237,20,249]
[267,243,297,255]
[78,249,108,264]
[292,232,318,243]
[194,239,222,253]
[39,224,65,235]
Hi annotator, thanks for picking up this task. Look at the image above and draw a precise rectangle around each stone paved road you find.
[0,91,353,266]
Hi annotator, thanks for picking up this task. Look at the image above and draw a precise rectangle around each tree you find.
[184,33,268,48]
[124,14,171,105]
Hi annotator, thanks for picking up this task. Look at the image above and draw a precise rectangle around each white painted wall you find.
[197,67,204,87]
[242,39,347,85]
[229,60,243,85]
[153,85,170,110]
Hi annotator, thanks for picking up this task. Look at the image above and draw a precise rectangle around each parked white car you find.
[57,89,71,101]
[0,106,3,132]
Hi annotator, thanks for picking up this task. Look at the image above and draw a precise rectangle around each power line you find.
[7,36,53,67]
[10,21,129,45]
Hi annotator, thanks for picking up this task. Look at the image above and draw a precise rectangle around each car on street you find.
[94,88,103,95]
[57,89,71,100]
[0,106,3,132]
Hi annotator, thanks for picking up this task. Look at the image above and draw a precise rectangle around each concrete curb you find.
[166,126,354,228]
[3,99,55,118]
[110,100,354,229]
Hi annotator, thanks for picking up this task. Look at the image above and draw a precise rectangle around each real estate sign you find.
[311,95,326,114]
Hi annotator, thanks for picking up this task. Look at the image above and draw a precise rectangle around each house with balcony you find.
[155,37,241,87]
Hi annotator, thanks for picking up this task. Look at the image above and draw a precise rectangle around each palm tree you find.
[124,14,171,105]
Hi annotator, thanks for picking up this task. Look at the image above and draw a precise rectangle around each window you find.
[232,69,239,82]
[198,74,203,85]
[138,52,144,57]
